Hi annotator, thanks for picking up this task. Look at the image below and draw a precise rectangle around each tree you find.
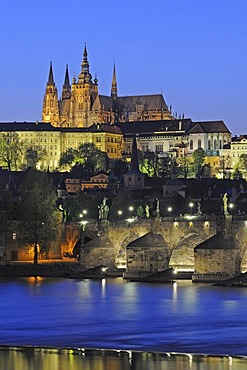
[110,159,129,179]
[238,154,247,174]
[139,150,159,177]
[59,143,108,175]
[176,156,192,178]
[58,148,77,170]
[23,147,47,169]
[158,156,178,178]
[0,133,23,170]
[232,167,243,180]
[192,148,206,178]
[18,170,57,264]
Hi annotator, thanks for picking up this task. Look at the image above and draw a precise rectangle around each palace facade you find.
[0,122,123,171]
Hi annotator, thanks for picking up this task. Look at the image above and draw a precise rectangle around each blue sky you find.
[0,0,247,134]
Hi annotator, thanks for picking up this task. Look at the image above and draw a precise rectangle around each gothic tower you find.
[123,132,145,190]
[42,62,59,125]
[69,44,99,127]
[111,63,118,102]
[62,64,71,100]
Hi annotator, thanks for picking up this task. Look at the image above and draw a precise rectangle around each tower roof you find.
[48,61,55,85]
[78,43,92,83]
[63,64,70,87]
[111,63,118,100]
[130,132,140,172]
[62,64,71,100]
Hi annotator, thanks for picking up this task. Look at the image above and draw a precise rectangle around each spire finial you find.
[48,61,54,84]
[111,62,118,101]
[78,43,92,83]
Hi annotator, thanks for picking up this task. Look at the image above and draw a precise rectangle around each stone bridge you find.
[62,216,247,272]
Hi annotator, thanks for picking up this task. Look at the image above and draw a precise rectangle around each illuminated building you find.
[0,122,123,171]
[42,45,173,128]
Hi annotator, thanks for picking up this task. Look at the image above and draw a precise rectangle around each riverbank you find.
[0,262,124,278]
[0,262,82,278]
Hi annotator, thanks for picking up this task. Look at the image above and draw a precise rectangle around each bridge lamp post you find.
[79,209,87,218]
[229,203,234,213]
[189,202,194,215]
[129,206,134,218]
[117,210,123,219]
[167,207,172,214]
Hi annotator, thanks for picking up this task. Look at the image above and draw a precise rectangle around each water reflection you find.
[0,347,247,370]
[1,278,247,355]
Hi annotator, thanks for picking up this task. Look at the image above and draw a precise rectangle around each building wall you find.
[0,125,123,172]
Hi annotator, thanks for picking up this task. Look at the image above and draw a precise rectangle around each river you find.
[0,277,247,369]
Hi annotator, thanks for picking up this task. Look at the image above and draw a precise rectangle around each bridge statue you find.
[98,196,109,220]
[155,198,160,218]
[223,193,229,217]
[197,201,202,216]
[145,204,150,218]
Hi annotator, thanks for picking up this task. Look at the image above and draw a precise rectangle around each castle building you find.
[42,45,173,128]
[0,122,123,171]
[117,119,231,159]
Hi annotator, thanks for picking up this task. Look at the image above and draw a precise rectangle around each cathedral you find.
[42,45,173,128]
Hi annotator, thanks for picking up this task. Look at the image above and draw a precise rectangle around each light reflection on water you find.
[0,347,247,370]
[0,277,247,367]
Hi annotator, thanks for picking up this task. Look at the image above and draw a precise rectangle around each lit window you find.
[13,232,17,240]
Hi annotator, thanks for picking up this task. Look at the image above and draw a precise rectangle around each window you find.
[190,140,193,150]
[155,145,163,154]
[214,139,217,150]
[13,232,17,240]
[208,140,211,150]
[198,139,201,149]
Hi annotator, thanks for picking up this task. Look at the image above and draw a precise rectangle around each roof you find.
[126,232,167,249]
[0,122,122,135]
[98,95,114,111]
[117,94,168,112]
[116,119,192,135]
[195,233,237,250]
[188,121,231,134]
[89,124,122,134]
[0,122,59,132]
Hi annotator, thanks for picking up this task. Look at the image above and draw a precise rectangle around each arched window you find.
[198,139,201,149]
[208,140,211,150]
[190,140,193,150]
[219,140,222,149]
[214,139,217,150]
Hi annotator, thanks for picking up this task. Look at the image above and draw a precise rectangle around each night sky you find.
[0,0,247,134]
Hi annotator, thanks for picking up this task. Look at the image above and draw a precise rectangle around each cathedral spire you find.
[111,63,118,101]
[62,64,71,100]
[78,43,92,83]
[48,61,55,85]
[130,130,139,172]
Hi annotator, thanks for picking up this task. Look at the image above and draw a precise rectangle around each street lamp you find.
[189,202,194,215]
[167,207,172,213]
[128,206,134,218]
[118,210,123,219]
[229,203,234,214]
[79,209,87,218]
